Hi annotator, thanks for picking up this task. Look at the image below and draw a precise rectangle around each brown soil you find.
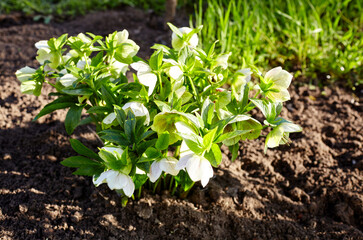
[1,8,362,240]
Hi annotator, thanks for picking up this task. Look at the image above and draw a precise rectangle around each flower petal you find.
[59,74,77,87]
[122,102,150,125]
[130,61,151,74]
[107,171,127,190]
[199,157,213,187]
[159,157,179,176]
[138,72,157,96]
[102,112,116,125]
[148,161,162,183]
[185,154,202,182]
[93,170,112,186]
[102,146,123,157]
[122,175,135,197]
[35,40,49,50]
[168,66,183,80]
[265,67,292,89]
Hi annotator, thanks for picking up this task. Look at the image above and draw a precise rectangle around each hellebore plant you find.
[15,23,302,200]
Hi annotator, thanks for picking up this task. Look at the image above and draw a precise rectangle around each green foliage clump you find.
[15,24,301,200]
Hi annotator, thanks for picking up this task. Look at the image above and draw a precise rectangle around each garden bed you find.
[0,8,362,239]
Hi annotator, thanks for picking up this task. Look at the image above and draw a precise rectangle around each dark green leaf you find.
[69,139,101,161]
[62,88,93,96]
[101,84,116,105]
[34,102,73,121]
[87,106,112,114]
[72,165,104,176]
[65,105,83,135]
[99,129,129,146]
[61,156,99,168]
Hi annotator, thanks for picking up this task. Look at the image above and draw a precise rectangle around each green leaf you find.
[72,165,104,176]
[99,148,124,170]
[149,50,163,71]
[178,132,204,155]
[69,139,101,161]
[62,88,93,96]
[215,130,251,143]
[133,174,148,190]
[101,84,116,105]
[87,106,112,114]
[155,132,170,150]
[136,139,158,155]
[154,100,171,112]
[204,143,222,167]
[99,129,129,146]
[203,127,218,151]
[34,102,73,121]
[124,111,136,142]
[91,51,104,67]
[167,22,183,37]
[139,147,162,163]
[201,98,215,127]
[61,156,99,168]
[114,105,126,126]
[65,105,83,135]
[138,130,155,143]
[229,143,239,162]
[55,33,68,49]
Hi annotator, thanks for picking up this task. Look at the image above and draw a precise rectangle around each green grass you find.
[192,0,362,88]
[0,0,167,19]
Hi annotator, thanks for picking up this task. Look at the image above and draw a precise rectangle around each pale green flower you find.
[151,111,185,144]
[15,66,36,82]
[20,80,37,95]
[265,122,302,152]
[171,27,198,51]
[262,67,293,102]
[214,53,231,70]
[113,30,140,60]
[35,40,61,70]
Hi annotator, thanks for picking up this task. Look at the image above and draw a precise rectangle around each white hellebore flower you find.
[122,101,150,125]
[103,112,116,125]
[110,59,128,76]
[175,141,213,187]
[163,59,184,82]
[130,61,157,96]
[171,27,199,51]
[148,157,179,182]
[93,170,135,197]
[35,40,51,65]
[263,67,293,102]
[59,73,77,87]
[76,57,91,70]
[93,146,135,197]
[15,66,36,82]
